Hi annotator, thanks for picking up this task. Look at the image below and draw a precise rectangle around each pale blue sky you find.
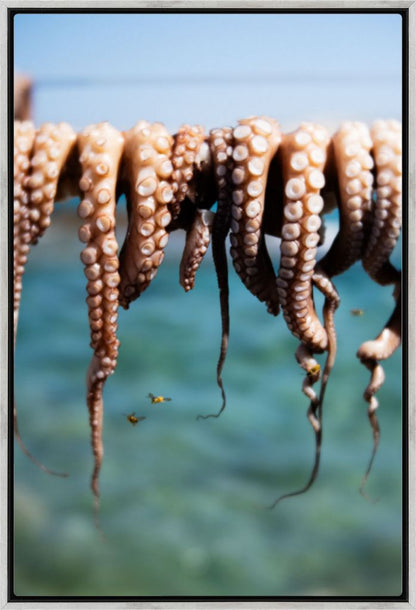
[14,12,402,133]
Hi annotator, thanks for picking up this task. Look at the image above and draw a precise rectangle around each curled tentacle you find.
[179,208,214,291]
[118,121,174,309]
[197,127,233,420]
[229,117,282,315]
[269,345,321,508]
[357,120,402,492]
[171,125,215,291]
[357,292,401,496]
[312,271,340,410]
[277,124,331,403]
[78,122,124,512]
[273,123,334,504]
[308,122,373,474]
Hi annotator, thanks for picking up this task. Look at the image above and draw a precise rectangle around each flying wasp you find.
[148,393,172,405]
[124,412,146,426]
[350,308,365,316]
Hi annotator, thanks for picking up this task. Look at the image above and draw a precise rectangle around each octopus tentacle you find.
[118,121,174,309]
[229,117,281,315]
[319,121,374,277]
[179,209,214,291]
[312,271,340,404]
[357,120,402,493]
[357,293,401,496]
[25,122,77,246]
[14,121,68,478]
[277,124,331,391]
[170,124,206,220]
[14,120,70,478]
[14,120,36,343]
[362,120,402,286]
[77,122,124,509]
[272,123,335,505]
[197,126,234,420]
[310,123,374,425]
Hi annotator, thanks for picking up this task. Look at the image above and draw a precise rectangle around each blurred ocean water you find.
[14,203,402,597]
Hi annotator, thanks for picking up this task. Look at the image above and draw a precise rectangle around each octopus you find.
[13,116,402,520]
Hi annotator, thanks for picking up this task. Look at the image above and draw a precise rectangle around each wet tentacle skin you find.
[118,121,174,308]
[230,117,282,315]
[77,122,124,507]
[357,120,402,494]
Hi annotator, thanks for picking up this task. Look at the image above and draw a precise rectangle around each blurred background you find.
[13,11,403,598]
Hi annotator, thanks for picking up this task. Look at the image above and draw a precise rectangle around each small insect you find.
[350,308,365,316]
[148,393,172,404]
[124,412,146,426]
[306,363,321,378]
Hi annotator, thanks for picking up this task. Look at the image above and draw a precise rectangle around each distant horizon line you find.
[16,72,401,88]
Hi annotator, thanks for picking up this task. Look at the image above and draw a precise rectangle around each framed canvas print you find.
[2,2,413,607]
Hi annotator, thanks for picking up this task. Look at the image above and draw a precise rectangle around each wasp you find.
[350,308,365,316]
[148,393,172,404]
[124,412,146,426]
[306,363,321,378]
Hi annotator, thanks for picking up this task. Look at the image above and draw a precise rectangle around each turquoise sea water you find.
[14,203,402,597]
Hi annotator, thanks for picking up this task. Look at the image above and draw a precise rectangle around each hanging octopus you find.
[13,116,402,520]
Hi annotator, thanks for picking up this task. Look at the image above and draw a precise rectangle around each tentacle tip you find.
[359,484,380,505]
[267,304,280,317]
[56,471,70,478]
[268,500,280,510]
[196,413,217,421]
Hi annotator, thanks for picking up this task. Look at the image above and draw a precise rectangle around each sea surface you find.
[14,202,403,597]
